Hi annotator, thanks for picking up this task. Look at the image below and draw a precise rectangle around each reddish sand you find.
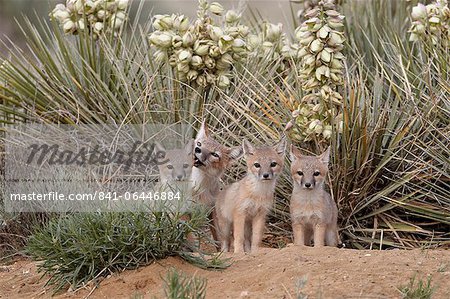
[1,245,449,299]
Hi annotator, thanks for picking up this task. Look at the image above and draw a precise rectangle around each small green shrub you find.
[163,268,207,299]
[26,204,221,293]
[398,275,435,299]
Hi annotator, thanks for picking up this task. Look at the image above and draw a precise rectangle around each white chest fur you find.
[236,176,276,215]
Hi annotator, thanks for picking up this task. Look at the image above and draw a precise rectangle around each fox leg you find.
[313,223,326,247]
[328,203,340,247]
[325,224,338,247]
[244,219,252,252]
[250,212,266,253]
[215,210,230,252]
[220,221,232,252]
[233,210,246,253]
[292,222,306,246]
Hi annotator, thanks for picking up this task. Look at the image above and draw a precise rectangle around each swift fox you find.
[192,121,243,246]
[192,121,243,207]
[153,140,194,212]
[216,137,287,253]
[289,146,338,247]
[154,139,194,184]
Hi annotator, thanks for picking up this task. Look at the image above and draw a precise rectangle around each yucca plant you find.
[0,1,203,125]
[330,0,450,248]
[207,0,450,248]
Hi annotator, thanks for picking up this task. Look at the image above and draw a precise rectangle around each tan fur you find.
[216,137,286,253]
[192,121,243,248]
[153,140,194,215]
[289,146,339,247]
[154,140,194,184]
[192,121,243,207]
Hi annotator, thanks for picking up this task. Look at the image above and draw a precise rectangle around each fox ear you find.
[153,142,166,159]
[229,145,244,161]
[274,136,287,156]
[195,120,209,140]
[242,139,255,156]
[153,141,165,153]
[289,144,301,161]
[184,139,194,156]
[319,146,331,164]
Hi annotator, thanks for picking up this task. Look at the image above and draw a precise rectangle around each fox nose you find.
[262,173,270,179]
[176,175,183,181]
[304,182,312,188]
[194,147,201,154]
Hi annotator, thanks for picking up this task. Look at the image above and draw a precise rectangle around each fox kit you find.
[153,140,194,211]
[216,137,286,253]
[192,121,243,207]
[192,121,243,246]
[154,140,194,184]
[289,146,338,247]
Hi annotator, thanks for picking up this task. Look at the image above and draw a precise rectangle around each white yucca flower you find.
[50,0,129,38]
[289,0,346,143]
[264,23,283,42]
[409,0,449,46]
[147,0,249,89]
[209,2,225,16]
[225,10,240,24]
[149,32,173,48]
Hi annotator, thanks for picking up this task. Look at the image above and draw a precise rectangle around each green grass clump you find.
[398,275,435,299]
[163,268,207,299]
[25,205,220,293]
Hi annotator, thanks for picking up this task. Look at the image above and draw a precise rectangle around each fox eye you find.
[270,162,277,167]
[197,142,202,147]
[183,163,189,169]
[211,152,219,158]
[167,165,173,169]
[297,171,303,176]
[313,171,320,176]
[254,163,261,168]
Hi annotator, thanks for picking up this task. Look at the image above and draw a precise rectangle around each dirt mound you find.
[1,245,449,298]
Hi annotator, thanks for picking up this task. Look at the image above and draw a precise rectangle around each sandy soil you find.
[1,245,449,299]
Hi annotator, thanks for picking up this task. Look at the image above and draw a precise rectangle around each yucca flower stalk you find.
[288,0,346,142]
[50,0,129,39]
[148,0,249,89]
[293,0,327,21]
[247,22,302,73]
[291,0,346,22]
[409,0,450,46]
[247,22,284,58]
